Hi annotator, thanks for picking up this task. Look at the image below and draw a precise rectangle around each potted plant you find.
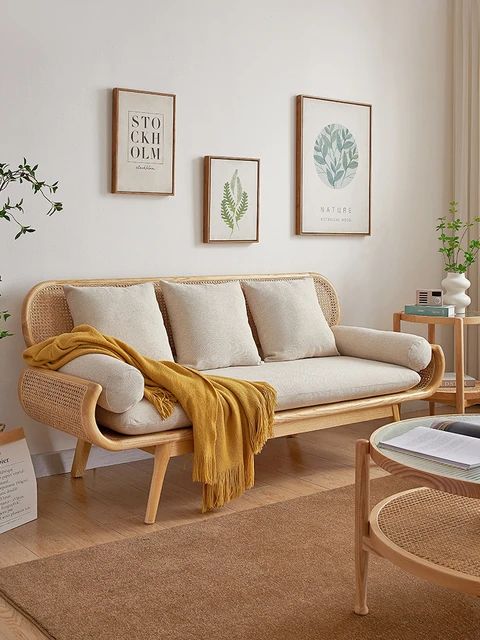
[1,159,62,339]
[436,201,480,315]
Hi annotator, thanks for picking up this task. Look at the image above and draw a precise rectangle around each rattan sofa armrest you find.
[18,367,102,444]
[413,344,445,395]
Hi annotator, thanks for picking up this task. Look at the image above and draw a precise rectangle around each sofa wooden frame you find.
[18,273,445,524]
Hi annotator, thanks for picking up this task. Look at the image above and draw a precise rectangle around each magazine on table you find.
[378,421,480,470]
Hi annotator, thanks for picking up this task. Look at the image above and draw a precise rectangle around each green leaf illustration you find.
[220,171,250,236]
[236,175,242,205]
[223,181,236,215]
[236,191,248,226]
[230,169,237,195]
[221,198,234,230]
[313,123,359,189]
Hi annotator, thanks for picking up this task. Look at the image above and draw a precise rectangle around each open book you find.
[378,426,480,470]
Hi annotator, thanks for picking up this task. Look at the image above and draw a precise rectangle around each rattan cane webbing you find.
[23,274,341,351]
[414,355,435,390]
[377,488,480,577]
[20,368,93,441]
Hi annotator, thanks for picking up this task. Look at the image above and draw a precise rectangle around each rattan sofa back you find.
[22,272,340,349]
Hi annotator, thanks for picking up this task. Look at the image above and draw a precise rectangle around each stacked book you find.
[441,372,476,388]
[404,304,455,317]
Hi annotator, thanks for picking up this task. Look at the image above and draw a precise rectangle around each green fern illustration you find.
[220,169,249,236]
[235,191,248,227]
[221,197,234,231]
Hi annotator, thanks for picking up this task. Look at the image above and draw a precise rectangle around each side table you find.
[393,310,480,414]
[355,415,480,616]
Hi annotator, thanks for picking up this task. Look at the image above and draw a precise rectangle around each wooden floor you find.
[0,416,418,639]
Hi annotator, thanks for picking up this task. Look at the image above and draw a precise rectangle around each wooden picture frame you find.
[203,156,260,243]
[111,87,176,195]
[296,95,371,236]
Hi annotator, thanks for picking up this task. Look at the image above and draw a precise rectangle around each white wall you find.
[1,0,452,455]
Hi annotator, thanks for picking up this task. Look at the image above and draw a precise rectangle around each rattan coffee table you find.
[354,414,480,615]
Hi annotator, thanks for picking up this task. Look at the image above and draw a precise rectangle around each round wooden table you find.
[354,414,480,615]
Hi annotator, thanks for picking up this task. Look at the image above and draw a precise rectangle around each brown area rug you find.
[0,476,479,640]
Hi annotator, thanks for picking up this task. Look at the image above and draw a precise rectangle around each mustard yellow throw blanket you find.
[23,325,276,512]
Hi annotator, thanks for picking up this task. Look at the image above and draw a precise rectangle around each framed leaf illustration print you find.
[203,156,260,243]
[296,95,371,235]
[111,88,175,195]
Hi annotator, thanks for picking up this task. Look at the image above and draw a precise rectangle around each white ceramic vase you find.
[441,272,471,315]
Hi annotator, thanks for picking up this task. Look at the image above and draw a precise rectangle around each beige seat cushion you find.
[97,357,420,435]
[60,354,144,413]
[242,278,338,361]
[64,283,173,361]
[161,281,261,370]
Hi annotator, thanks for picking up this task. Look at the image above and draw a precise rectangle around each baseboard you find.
[32,446,152,479]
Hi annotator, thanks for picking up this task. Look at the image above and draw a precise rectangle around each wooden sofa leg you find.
[392,404,401,421]
[71,440,92,478]
[145,443,172,525]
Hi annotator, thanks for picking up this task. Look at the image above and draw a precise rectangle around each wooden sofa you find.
[18,273,445,523]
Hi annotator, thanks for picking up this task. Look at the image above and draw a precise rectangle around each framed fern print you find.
[203,156,260,243]
[296,95,371,235]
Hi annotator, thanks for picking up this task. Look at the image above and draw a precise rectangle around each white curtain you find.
[453,0,480,377]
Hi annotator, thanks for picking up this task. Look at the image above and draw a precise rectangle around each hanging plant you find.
[1,159,62,339]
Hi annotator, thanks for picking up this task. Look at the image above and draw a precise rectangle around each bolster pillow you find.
[59,354,144,413]
[332,325,432,372]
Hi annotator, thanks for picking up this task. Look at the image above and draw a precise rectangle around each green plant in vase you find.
[1,159,62,338]
[436,201,480,315]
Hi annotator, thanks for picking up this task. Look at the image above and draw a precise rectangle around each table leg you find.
[393,313,401,332]
[454,318,465,414]
[354,439,370,615]
[392,404,401,421]
[427,323,437,416]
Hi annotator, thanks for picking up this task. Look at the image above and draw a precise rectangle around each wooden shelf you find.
[431,381,480,408]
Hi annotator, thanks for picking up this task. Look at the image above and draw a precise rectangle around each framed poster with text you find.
[296,95,371,235]
[111,88,175,195]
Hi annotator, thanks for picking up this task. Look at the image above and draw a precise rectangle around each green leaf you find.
[220,199,234,230]
[235,191,248,224]
[236,175,242,205]
[223,181,236,215]
[230,170,237,195]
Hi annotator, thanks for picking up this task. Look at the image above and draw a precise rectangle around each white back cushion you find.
[242,278,338,361]
[64,283,173,361]
[161,281,261,370]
